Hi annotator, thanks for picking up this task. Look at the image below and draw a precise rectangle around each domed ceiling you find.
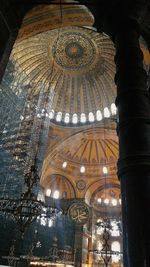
[11,26,116,126]
[9,1,150,127]
[91,185,121,212]
[17,1,94,41]
[41,127,119,199]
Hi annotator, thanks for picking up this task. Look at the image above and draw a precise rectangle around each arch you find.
[43,173,76,199]
[84,180,120,205]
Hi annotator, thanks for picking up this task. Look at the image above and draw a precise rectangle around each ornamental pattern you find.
[11,27,116,124]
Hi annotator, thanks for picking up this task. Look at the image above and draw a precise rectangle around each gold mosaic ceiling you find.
[17,1,94,41]
[11,27,116,124]
[41,127,118,189]
[40,127,119,201]
[10,2,149,126]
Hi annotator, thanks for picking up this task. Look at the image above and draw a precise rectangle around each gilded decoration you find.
[11,27,116,119]
[67,202,90,225]
[41,127,118,190]
[16,0,94,42]
[76,180,86,191]
[52,29,98,72]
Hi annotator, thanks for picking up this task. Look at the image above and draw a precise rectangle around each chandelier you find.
[0,161,62,234]
[91,219,122,267]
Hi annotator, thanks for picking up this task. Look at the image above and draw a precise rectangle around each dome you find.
[11,27,116,126]
[91,184,121,212]
[17,0,94,41]
[41,127,118,188]
[44,174,76,199]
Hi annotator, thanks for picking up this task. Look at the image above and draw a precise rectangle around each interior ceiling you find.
[10,0,116,126]
[2,0,149,201]
[91,185,121,211]
[11,27,116,123]
[41,127,119,200]
[10,2,150,126]
[16,1,94,41]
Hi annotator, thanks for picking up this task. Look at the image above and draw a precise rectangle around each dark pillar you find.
[74,225,83,267]
[113,19,150,266]
[0,1,35,81]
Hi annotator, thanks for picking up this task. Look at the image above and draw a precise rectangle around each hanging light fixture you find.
[90,117,122,266]
[91,219,122,267]
[0,160,62,234]
[0,2,64,234]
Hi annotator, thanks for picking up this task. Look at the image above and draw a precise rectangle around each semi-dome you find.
[44,174,76,199]
[41,127,118,187]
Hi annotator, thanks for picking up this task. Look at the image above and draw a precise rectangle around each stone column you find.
[113,18,150,266]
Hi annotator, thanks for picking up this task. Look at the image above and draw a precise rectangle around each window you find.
[56,112,62,122]
[46,188,51,197]
[80,166,85,173]
[97,198,102,204]
[104,198,109,205]
[53,190,60,199]
[62,161,67,168]
[111,103,117,115]
[80,113,86,123]
[104,107,110,118]
[110,221,120,237]
[64,113,70,124]
[49,109,54,119]
[102,166,108,174]
[89,112,95,122]
[96,110,102,121]
[111,198,117,206]
[72,113,78,124]
[111,241,121,263]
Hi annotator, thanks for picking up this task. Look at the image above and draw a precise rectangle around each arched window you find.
[53,190,60,199]
[56,111,62,122]
[64,113,70,124]
[104,107,110,118]
[111,103,117,115]
[46,188,51,197]
[110,220,120,236]
[88,112,95,122]
[111,241,121,263]
[48,219,53,227]
[103,198,109,205]
[80,165,85,173]
[62,161,67,168]
[96,110,102,121]
[111,198,117,206]
[49,109,54,119]
[97,198,102,204]
[80,113,86,123]
[72,113,78,124]
[102,166,108,174]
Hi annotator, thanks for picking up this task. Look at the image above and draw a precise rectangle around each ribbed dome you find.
[11,27,116,126]
[41,127,118,188]
[53,128,118,165]
[17,0,94,41]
